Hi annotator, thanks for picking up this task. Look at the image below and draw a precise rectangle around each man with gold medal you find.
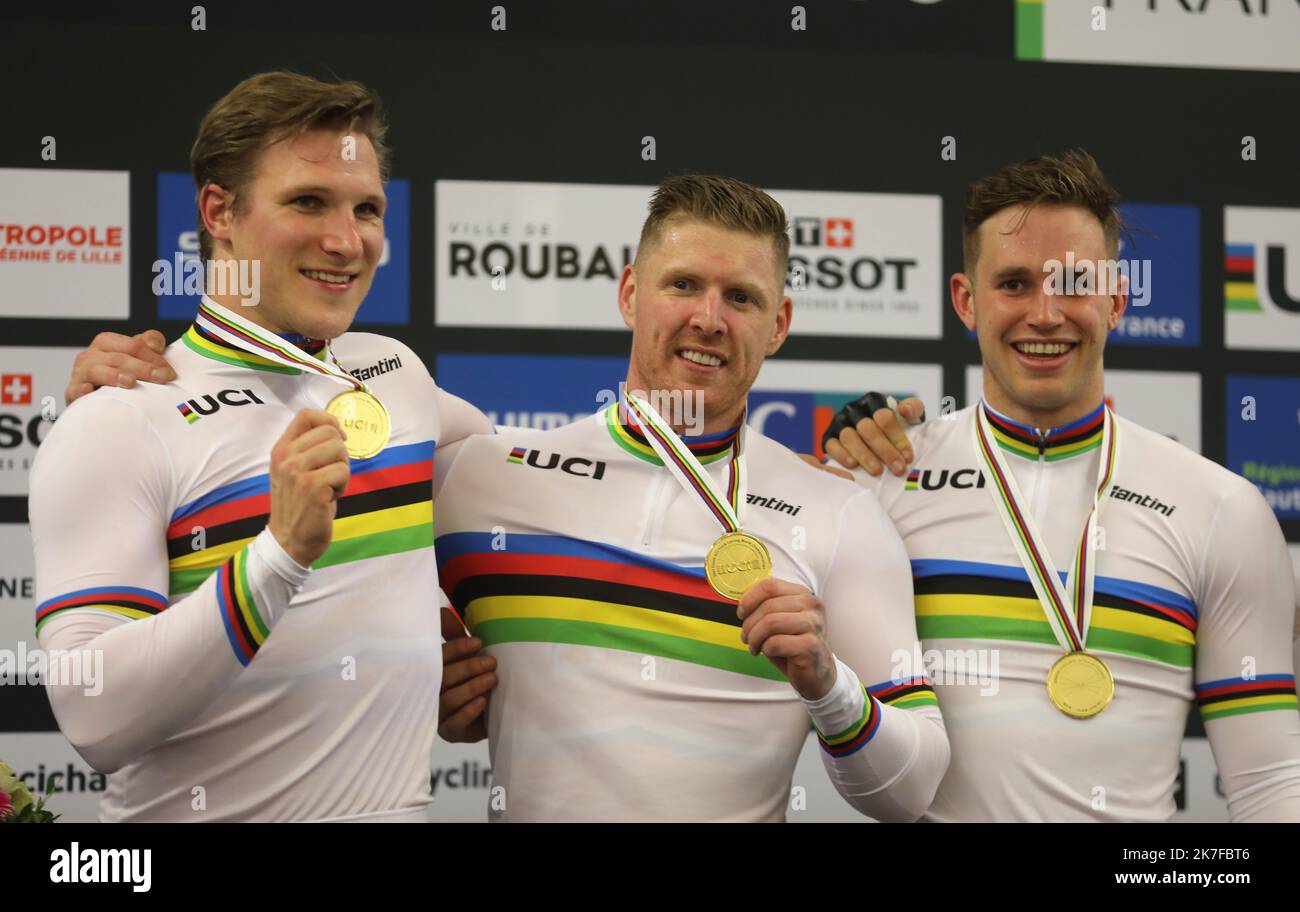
[821,151,1300,821]
[31,71,493,821]
[428,175,951,821]
[67,173,951,822]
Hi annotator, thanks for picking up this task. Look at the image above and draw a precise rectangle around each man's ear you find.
[951,272,977,332]
[1107,271,1129,331]
[618,263,637,330]
[199,182,236,249]
[765,295,793,356]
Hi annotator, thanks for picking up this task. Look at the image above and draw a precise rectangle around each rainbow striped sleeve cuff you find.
[815,687,881,758]
[1197,674,1298,722]
[869,675,939,710]
[35,585,169,635]
[215,546,270,666]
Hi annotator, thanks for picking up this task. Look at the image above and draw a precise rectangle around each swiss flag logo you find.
[825,218,854,248]
[1,374,32,406]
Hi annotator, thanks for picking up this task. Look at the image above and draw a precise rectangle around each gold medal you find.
[705,531,772,601]
[1046,651,1114,719]
[326,389,390,460]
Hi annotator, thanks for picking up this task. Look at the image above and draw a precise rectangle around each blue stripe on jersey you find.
[35,584,169,612]
[1197,673,1294,690]
[170,440,435,524]
[910,558,1198,620]
[434,530,709,579]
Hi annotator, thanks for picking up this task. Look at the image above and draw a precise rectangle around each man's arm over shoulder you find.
[806,486,949,821]
[433,387,495,499]
[1196,476,1300,821]
[31,395,308,774]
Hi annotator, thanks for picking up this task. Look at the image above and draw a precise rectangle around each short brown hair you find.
[638,174,790,282]
[963,150,1124,273]
[191,70,390,261]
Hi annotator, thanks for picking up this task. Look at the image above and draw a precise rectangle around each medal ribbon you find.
[195,297,367,393]
[621,392,747,534]
[973,401,1119,654]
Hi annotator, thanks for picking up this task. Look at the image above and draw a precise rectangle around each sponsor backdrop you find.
[2,0,1297,822]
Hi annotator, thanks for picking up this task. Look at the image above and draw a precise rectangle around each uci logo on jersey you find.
[176,388,266,424]
[506,446,606,480]
[904,467,986,491]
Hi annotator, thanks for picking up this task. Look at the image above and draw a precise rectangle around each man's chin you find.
[290,298,365,340]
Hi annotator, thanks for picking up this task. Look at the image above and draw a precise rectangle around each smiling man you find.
[57,172,949,823]
[821,151,1300,821]
[30,71,489,821]
[432,175,949,821]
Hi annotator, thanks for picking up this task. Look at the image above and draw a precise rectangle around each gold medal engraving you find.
[1046,651,1114,719]
[705,531,772,601]
[326,390,390,460]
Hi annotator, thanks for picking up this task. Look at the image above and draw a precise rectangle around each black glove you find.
[820,392,893,455]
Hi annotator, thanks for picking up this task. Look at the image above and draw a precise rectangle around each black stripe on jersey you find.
[876,682,936,704]
[166,481,430,560]
[1196,684,1297,707]
[447,573,741,628]
[913,573,1196,633]
[221,557,259,653]
[986,413,1100,449]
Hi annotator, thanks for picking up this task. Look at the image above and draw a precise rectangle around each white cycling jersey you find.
[434,403,950,822]
[853,400,1300,821]
[29,299,490,821]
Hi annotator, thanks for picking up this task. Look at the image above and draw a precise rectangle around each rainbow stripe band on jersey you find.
[35,586,169,635]
[869,676,940,710]
[182,322,328,375]
[1196,674,1299,721]
[815,687,881,757]
[912,559,1197,668]
[194,298,360,388]
[167,441,435,596]
[984,402,1106,461]
[216,546,267,666]
[604,403,738,466]
[436,530,784,681]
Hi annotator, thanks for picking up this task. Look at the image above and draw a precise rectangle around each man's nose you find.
[319,207,362,260]
[1027,284,1065,329]
[689,291,726,334]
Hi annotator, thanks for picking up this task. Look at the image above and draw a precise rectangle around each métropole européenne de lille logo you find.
[507,446,606,480]
[176,388,266,424]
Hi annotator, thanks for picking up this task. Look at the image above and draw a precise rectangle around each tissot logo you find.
[506,446,606,479]
[1,373,32,405]
[0,412,52,449]
[175,388,266,424]
[786,217,918,294]
[904,467,987,491]
[792,216,854,248]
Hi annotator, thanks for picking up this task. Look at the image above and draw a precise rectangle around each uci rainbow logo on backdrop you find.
[154,172,411,324]
[1224,207,1300,352]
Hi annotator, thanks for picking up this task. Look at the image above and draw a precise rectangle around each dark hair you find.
[963,149,1124,273]
[191,70,389,261]
[639,174,790,277]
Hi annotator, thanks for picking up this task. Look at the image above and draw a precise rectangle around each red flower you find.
[0,787,13,821]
